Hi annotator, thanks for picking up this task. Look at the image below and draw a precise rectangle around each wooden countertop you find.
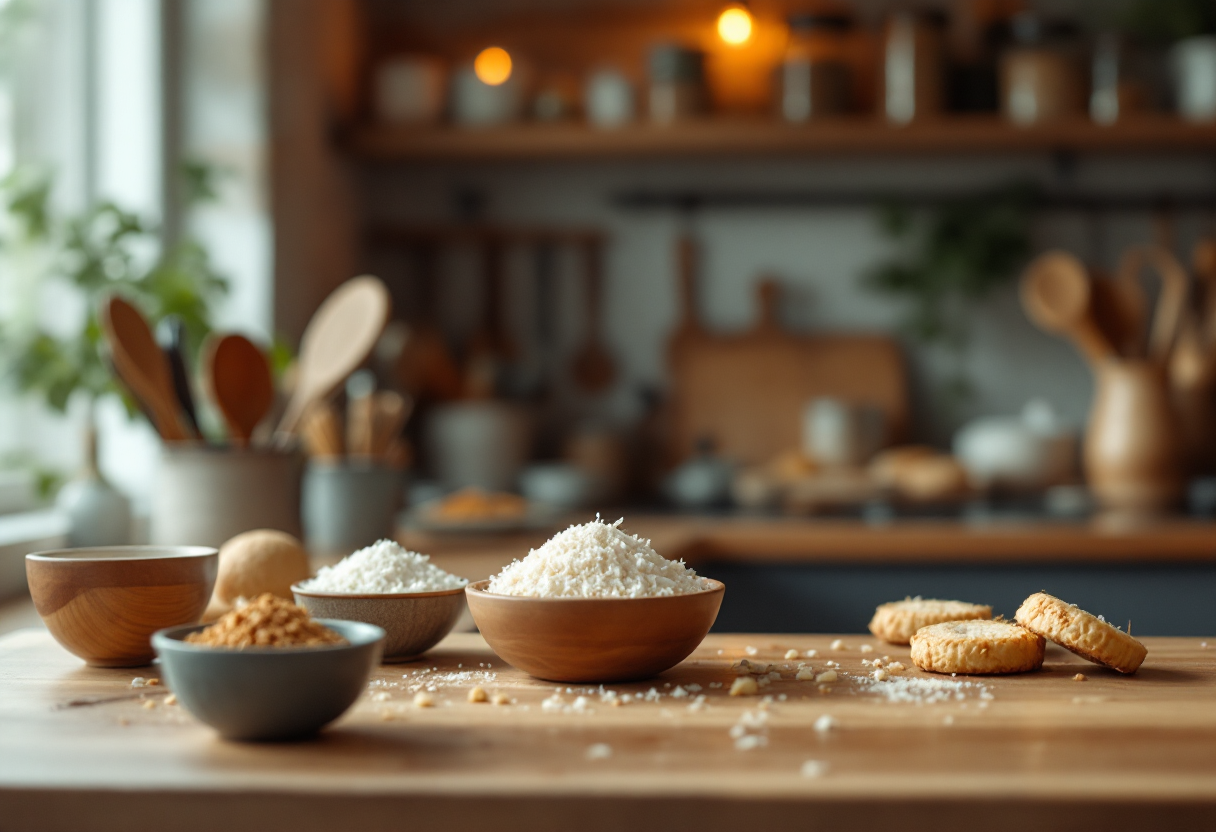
[401,515,1216,579]
[3,629,1214,831]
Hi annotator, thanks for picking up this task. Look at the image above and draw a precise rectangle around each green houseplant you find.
[0,164,227,541]
[862,184,1036,407]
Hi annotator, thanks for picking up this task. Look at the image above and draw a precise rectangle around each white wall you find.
[360,151,1216,446]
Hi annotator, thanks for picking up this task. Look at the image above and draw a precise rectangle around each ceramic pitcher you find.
[1084,359,1184,512]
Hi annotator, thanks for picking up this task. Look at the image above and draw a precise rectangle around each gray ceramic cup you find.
[152,619,384,741]
[292,587,465,662]
[302,462,403,553]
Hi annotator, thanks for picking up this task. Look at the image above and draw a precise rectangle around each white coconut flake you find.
[299,539,466,594]
[800,760,828,778]
[586,743,613,760]
[486,517,710,598]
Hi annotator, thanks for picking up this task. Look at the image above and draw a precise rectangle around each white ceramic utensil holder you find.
[151,447,303,547]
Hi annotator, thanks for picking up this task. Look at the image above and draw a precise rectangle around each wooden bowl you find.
[26,546,218,667]
[464,579,725,683]
[292,585,466,662]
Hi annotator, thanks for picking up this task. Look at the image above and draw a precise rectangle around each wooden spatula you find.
[99,295,194,442]
[274,275,391,443]
[1019,251,1116,366]
[203,333,275,448]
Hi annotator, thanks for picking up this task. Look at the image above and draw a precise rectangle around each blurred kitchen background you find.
[0,0,1214,634]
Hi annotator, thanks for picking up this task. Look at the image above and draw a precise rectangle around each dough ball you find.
[206,530,311,620]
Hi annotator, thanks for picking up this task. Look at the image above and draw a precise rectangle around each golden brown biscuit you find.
[869,597,993,644]
[205,530,311,621]
[910,620,1045,674]
[1014,592,1147,674]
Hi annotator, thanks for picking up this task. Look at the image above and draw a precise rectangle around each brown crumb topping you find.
[186,593,346,648]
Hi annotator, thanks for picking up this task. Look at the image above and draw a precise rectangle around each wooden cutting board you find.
[2,630,1214,832]
[669,273,909,465]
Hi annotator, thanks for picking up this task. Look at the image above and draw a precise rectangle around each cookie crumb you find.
[800,759,828,778]
[468,686,488,703]
[1073,673,1087,682]
[414,692,435,708]
[730,676,759,696]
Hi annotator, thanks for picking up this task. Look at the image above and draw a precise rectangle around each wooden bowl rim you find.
[465,578,725,603]
[27,545,218,563]
[291,583,468,600]
[152,618,386,655]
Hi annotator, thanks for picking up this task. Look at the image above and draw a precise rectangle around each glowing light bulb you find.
[717,5,753,46]
[474,47,513,86]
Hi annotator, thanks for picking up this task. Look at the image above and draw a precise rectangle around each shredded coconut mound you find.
[299,539,467,594]
[486,517,711,598]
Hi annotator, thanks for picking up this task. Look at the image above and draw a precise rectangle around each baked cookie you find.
[1014,592,1147,674]
[910,620,1045,674]
[869,597,993,645]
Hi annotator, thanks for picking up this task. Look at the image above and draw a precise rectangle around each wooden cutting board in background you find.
[668,249,908,465]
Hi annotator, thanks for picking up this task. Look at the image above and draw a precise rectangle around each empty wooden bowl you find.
[26,546,218,667]
[292,585,466,662]
[464,579,725,683]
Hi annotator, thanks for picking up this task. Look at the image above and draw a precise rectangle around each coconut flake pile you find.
[486,517,710,598]
[299,539,467,594]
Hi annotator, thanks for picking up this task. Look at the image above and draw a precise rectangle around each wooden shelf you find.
[347,116,1216,162]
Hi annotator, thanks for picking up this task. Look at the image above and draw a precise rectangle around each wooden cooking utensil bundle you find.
[298,384,413,469]
[1021,241,1216,510]
[99,275,392,452]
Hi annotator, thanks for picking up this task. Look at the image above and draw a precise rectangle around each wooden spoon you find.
[1019,251,1116,366]
[1117,244,1188,362]
[571,237,617,393]
[100,295,194,442]
[274,275,391,441]
[203,333,275,449]
[1089,269,1143,359]
[1192,238,1216,344]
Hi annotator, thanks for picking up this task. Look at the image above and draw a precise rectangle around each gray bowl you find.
[292,586,465,662]
[152,619,384,741]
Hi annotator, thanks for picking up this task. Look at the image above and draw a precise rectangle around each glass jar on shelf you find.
[882,9,947,124]
[999,13,1085,126]
[648,44,707,124]
[779,12,854,122]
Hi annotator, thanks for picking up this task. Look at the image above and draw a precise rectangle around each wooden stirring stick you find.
[1117,245,1188,362]
[300,401,344,459]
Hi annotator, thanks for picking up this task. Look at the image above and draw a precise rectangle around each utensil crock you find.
[1085,359,1184,512]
